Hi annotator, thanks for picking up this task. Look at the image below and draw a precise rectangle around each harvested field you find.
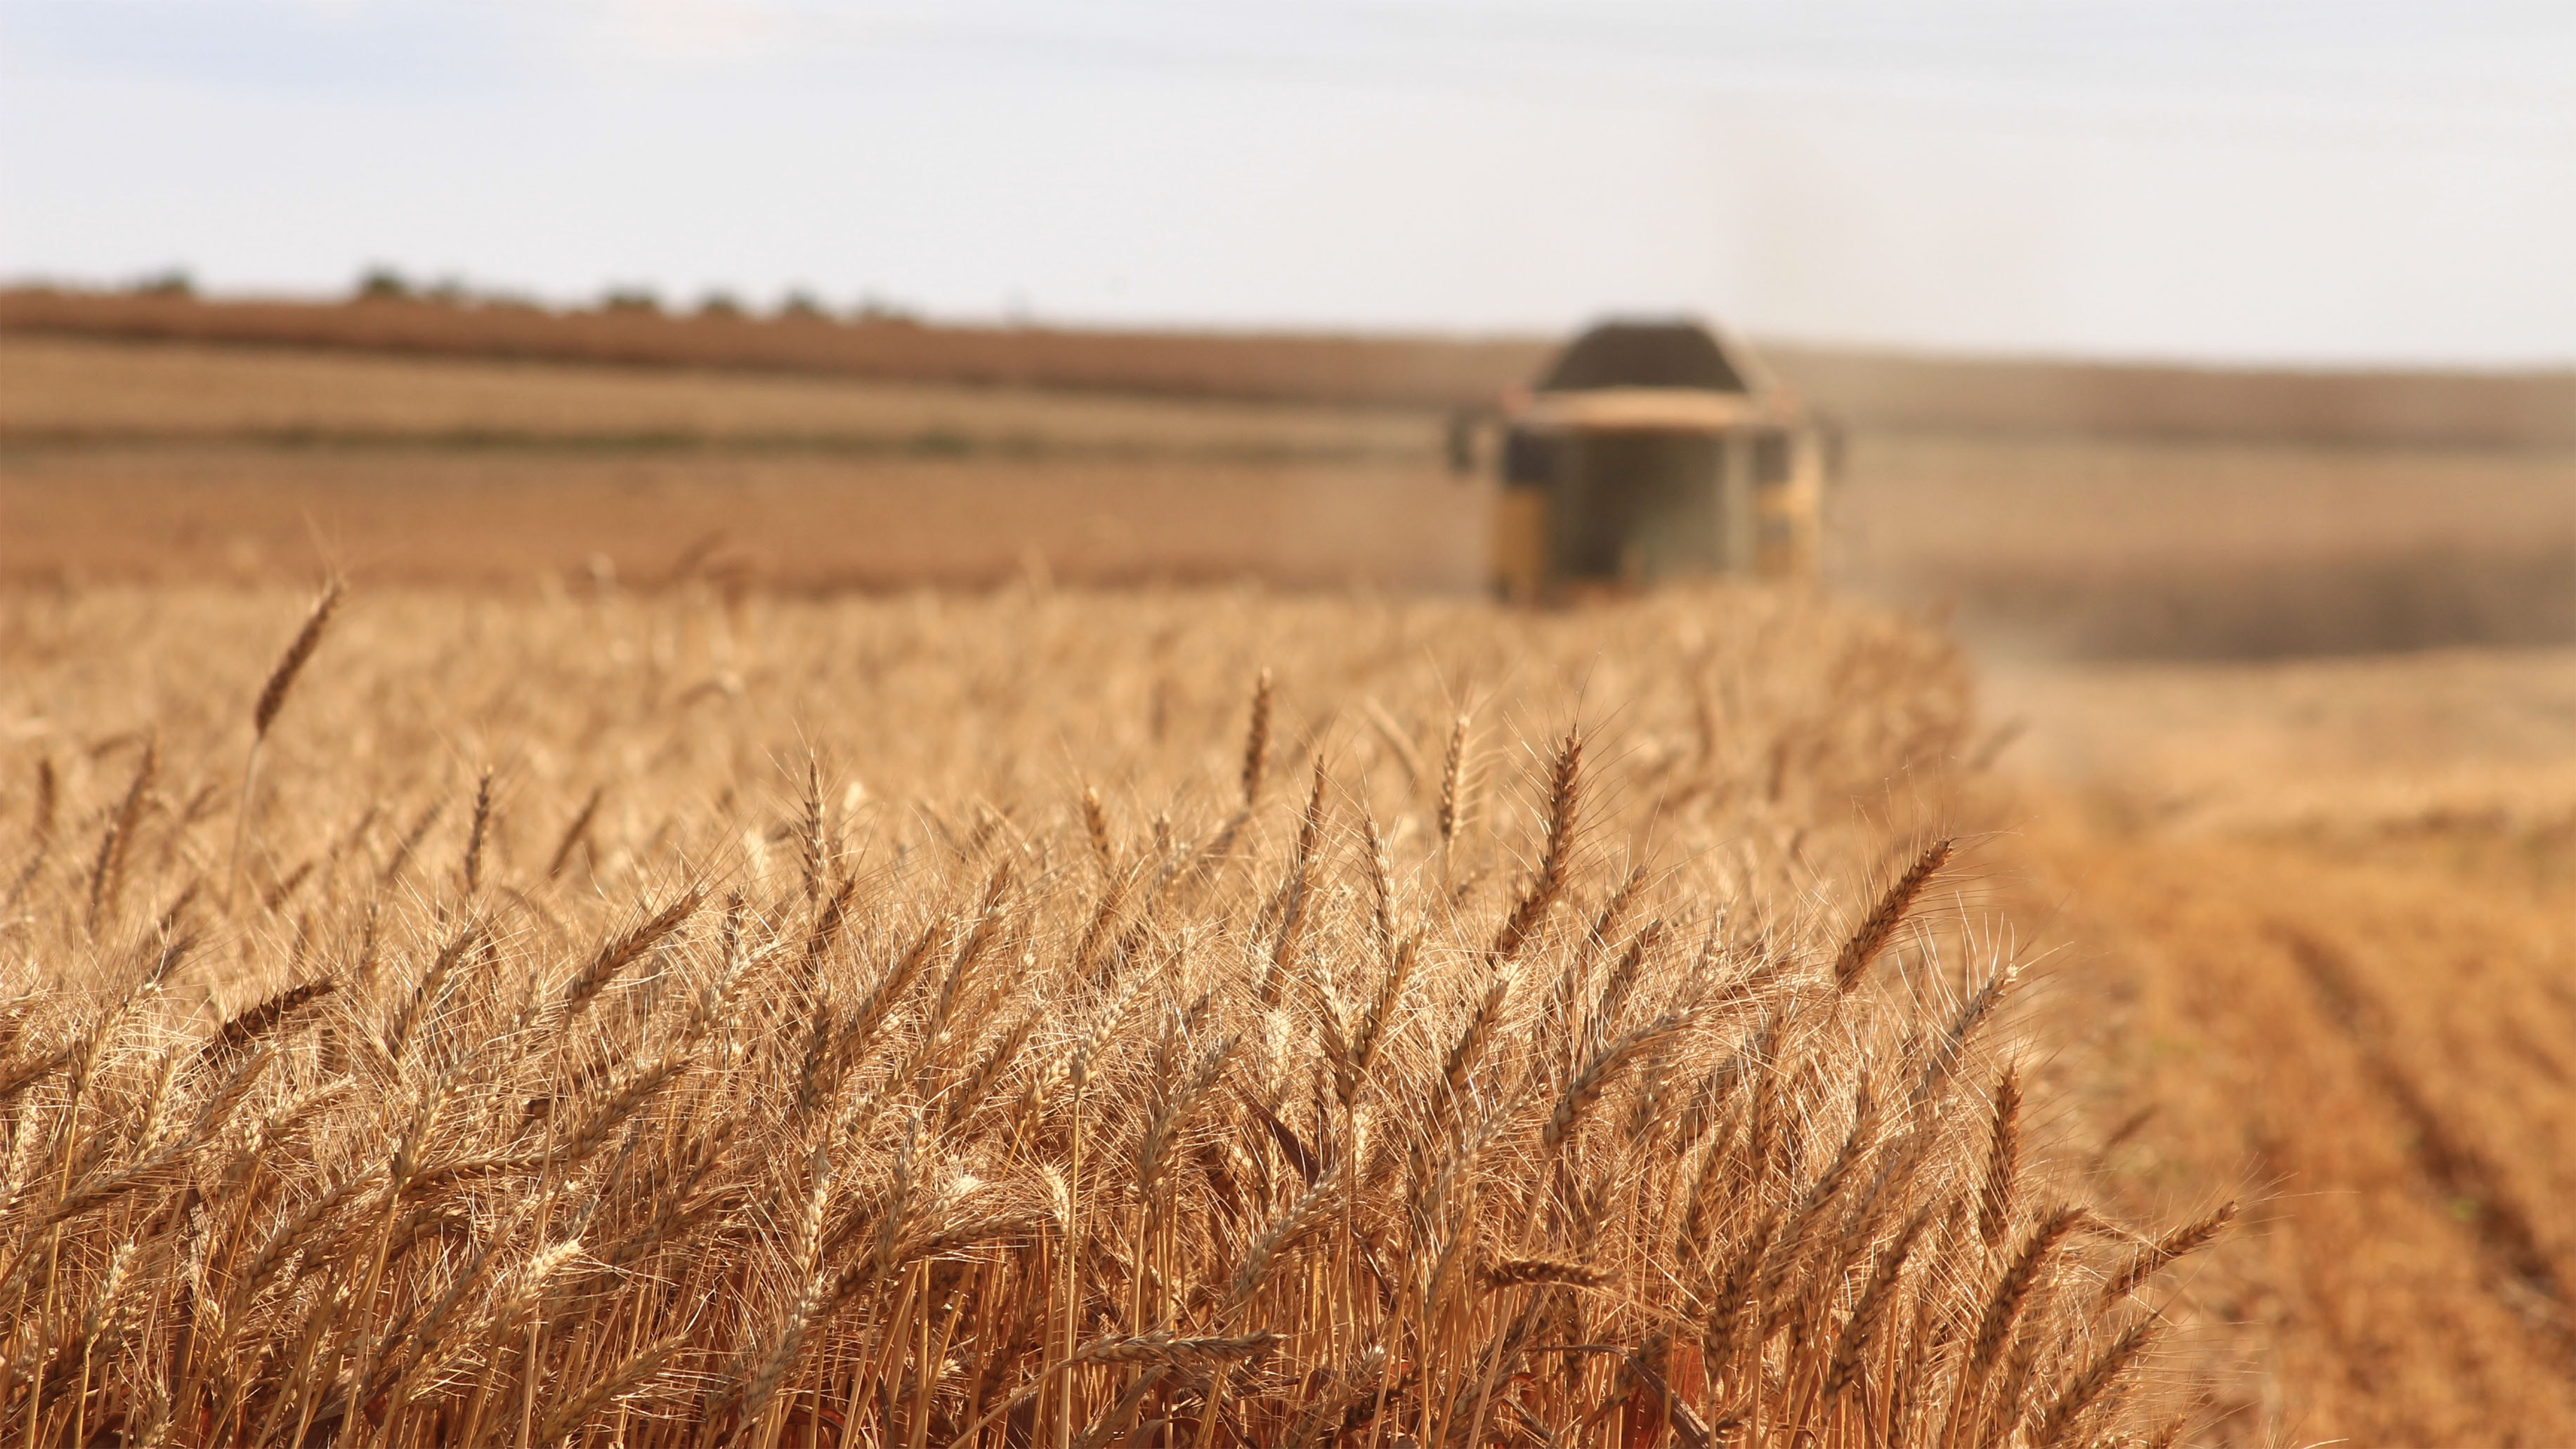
[1986,646,2576,849]
[1993,648,2576,1445]
[1833,433,2576,657]
[0,449,1481,592]
[0,334,1479,592]
[0,336,1442,461]
[2023,827,2576,1445]
[0,582,2219,1447]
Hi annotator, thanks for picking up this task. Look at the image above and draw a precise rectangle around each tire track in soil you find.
[2270,922,2576,1371]
[2013,818,2576,1445]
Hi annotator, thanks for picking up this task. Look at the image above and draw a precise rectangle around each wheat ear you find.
[1977,1065,2022,1248]
[1833,837,1952,992]
[230,581,342,897]
[1437,712,1471,849]
[1241,668,1274,810]
[88,744,156,939]
[1489,723,1581,965]
[2098,1200,2237,1309]
[2029,1317,2160,1448]
[1822,1203,1934,1402]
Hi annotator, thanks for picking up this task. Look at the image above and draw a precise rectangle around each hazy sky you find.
[4,1,2572,366]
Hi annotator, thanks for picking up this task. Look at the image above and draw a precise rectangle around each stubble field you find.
[1994,649,2576,1443]
[0,336,1476,591]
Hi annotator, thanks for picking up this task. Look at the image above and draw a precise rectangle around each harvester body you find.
[1485,320,1824,598]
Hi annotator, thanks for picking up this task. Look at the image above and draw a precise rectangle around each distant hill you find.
[6,289,2569,447]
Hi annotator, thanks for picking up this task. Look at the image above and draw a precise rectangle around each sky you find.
[2,0,2572,368]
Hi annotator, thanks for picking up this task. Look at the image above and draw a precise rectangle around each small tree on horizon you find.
[354,265,412,301]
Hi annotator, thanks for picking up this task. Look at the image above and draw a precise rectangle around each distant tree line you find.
[347,265,920,325]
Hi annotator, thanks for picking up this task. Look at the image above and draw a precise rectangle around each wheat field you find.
[0,582,2225,1446]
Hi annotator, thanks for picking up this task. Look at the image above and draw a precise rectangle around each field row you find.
[0,337,1443,460]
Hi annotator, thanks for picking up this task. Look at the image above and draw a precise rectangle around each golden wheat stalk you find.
[1834,837,1953,992]
[228,582,341,900]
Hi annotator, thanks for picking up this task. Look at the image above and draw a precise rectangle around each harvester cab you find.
[1463,319,1825,600]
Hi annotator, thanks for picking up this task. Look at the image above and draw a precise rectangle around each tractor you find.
[1458,319,1826,599]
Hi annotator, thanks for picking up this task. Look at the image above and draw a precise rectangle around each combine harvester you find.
[1461,319,1828,598]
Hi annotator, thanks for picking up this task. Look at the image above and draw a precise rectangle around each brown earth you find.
[1836,433,2576,657]
[1993,649,2576,1444]
[0,334,1479,590]
[0,447,1482,592]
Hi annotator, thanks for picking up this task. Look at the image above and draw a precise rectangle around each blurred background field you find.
[7,302,2572,660]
